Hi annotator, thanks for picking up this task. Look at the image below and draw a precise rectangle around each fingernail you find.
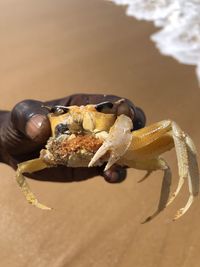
[26,114,49,140]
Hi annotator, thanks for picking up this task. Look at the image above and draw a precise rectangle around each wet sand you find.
[0,0,200,266]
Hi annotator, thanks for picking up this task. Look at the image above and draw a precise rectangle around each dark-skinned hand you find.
[0,94,146,183]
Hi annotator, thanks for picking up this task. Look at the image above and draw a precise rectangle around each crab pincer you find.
[89,114,133,171]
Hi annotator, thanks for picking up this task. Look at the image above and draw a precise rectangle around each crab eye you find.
[42,105,69,115]
[95,101,113,112]
[55,123,69,136]
[51,105,69,115]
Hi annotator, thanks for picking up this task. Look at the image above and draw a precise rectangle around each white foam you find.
[108,0,200,84]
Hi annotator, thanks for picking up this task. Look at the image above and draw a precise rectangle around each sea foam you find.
[108,0,200,84]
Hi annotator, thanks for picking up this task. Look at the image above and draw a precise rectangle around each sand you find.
[0,0,200,266]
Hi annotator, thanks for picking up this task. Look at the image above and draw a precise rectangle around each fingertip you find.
[26,114,51,143]
[103,165,127,183]
[11,99,51,143]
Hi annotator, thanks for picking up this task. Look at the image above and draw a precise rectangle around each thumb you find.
[11,99,51,143]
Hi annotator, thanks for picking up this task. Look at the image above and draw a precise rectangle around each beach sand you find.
[0,0,200,266]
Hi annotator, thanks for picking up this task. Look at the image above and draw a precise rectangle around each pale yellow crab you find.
[16,100,199,222]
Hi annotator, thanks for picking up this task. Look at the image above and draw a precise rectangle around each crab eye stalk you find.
[42,105,69,115]
[95,101,113,113]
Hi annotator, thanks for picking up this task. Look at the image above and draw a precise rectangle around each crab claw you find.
[88,114,133,171]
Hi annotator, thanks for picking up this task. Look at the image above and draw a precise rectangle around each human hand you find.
[0,94,146,183]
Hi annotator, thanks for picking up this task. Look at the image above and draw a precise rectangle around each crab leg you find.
[165,123,199,219]
[164,123,188,207]
[89,114,133,171]
[173,135,199,220]
[123,156,172,223]
[186,135,199,197]
[140,160,172,223]
[121,120,199,220]
[143,166,172,223]
[16,158,51,210]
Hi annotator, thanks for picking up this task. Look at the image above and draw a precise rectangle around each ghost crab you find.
[16,99,199,222]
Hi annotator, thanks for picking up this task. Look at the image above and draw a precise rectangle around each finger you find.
[45,94,126,107]
[134,107,146,130]
[26,165,102,182]
[45,94,134,108]
[45,94,146,129]
[25,163,127,184]
[11,99,51,143]
[68,94,128,106]
[103,164,127,183]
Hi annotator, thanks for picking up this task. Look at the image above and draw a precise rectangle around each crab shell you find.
[40,104,133,169]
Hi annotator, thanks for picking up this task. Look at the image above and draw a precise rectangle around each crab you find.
[16,99,199,222]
